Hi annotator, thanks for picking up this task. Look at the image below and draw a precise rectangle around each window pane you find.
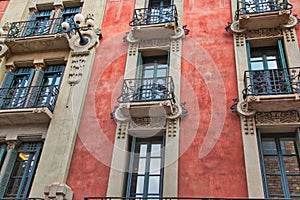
[266,175,283,195]
[264,156,280,174]
[149,158,161,175]
[251,62,264,70]
[267,61,278,69]
[281,140,296,155]
[287,175,300,195]
[263,141,277,155]
[6,178,22,195]
[283,156,300,174]
[148,176,160,193]
[12,161,26,176]
[143,70,154,78]
[139,144,147,157]
[151,144,161,157]
[157,69,167,77]
[138,158,146,174]
[136,176,144,194]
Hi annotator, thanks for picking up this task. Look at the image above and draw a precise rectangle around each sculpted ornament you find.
[256,110,300,124]
[237,98,256,117]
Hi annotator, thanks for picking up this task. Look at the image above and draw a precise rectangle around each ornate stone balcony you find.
[233,0,294,31]
[127,5,184,41]
[0,85,59,125]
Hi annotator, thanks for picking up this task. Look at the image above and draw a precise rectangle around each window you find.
[126,136,165,198]
[246,40,290,95]
[0,64,65,111]
[0,144,7,168]
[58,7,81,33]
[135,53,170,101]
[3,142,43,198]
[242,0,279,14]
[258,131,300,198]
[23,10,53,37]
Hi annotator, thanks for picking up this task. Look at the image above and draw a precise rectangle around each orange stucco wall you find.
[67,0,300,199]
[291,0,300,49]
[0,0,9,20]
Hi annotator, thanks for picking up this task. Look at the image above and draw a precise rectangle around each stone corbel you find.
[6,139,20,150]
[44,182,73,200]
[126,31,140,44]
[166,103,182,119]
[237,99,256,117]
[281,15,298,29]
[33,60,46,71]
[67,29,99,53]
[169,27,185,40]
[230,21,246,34]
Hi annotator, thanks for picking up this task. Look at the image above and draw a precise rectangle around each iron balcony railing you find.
[243,67,300,99]
[118,76,175,104]
[6,17,67,38]
[0,85,60,112]
[0,199,44,200]
[129,5,178,26]
[235,0,293,20]
[84,197,272,200]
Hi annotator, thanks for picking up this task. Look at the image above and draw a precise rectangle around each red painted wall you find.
[66,0,135,199]
[291,0,300,49]
[178,0,247,197]
[0,0,9,20]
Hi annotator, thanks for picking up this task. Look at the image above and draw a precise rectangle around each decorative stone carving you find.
[169,27,185,40]
[44,182,73,200]
[139,39,171,49]
[256,110,300,124]
[68,55,87,85]
[242,116,255,135]
[230,21,246,34]
[237,99,256,117]
[130,117,166,129]
[167,118,178,137]
[0,38,9,58]
[171,39,180,53]
[68,29,99,52]
[116,122,128,139]
[235,33,245,47]
[281,15,298,29]
[283,29,296,42]
[246,28,282,39]
[6,140,20,150]
[128,43,138,56]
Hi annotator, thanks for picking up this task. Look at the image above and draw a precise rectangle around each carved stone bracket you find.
[230,21,246,34]
[0,38,9,59]
[44,182,73,200]
[169,27,185,40]
[68,29,99,53]
[246,28,283,39]
[256,110,300,124]
[281,15,298,29]
[237,99,257,117]
[242,116,255,135]
[6,140,20,150]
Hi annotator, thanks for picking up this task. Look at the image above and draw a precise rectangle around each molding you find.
[256,110,300,124]
[246,28,283,40]
[230,21,246,33]
[237,99,257,117]
[281,15,298,29]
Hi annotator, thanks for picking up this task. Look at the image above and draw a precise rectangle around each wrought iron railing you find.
[243,67,300,99]
[235,0,293,20]
[7,17,66,38]
[117,76,175,104]
[129,5,178,26]
[0,198,44,200]
[0,85,60,112]
[84,197,267,200]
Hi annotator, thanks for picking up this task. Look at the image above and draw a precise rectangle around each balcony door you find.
[148,0,174,24]
[242,0,278,14]
[136,52,169,101]
[0,68,34,109]
[247,40,290,95]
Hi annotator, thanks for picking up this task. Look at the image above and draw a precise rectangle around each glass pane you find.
[266,56,277,60]
[138,158,146,174]
[287,175,300,195]
[281,140,296,155]
[251,57,263,61]
[143,70,154,78]
[263,141,277,155]
[157,69,167,77]
[140,144,147,157]
[251,62,264,70]
[283,156,300,174]
[264,156,280,174]
[148,176,160,194]
[136,176,144,194]
[151,144,161,157]
[149,158,161,175]
[267,60,278,69]
[266,175,283,195]
[12,161,26,176]
[6,178,22,195]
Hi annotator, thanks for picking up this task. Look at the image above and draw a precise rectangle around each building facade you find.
[0,0,299,200]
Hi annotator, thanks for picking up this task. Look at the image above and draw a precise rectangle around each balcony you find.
[0,85,59,125]
[84,197,274,200]
[129,5,179,40]
[117,76,175,118]
[234,0,293,30]
[5,18,69,54]
[242,67,300,112]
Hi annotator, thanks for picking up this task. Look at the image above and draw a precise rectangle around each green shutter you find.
[0,149,17,197]
[277,40,291,92]
[0,144,7,168]
[126,137,136,198]
[136,52,143,79]
[0,71,14,108]
[27,69,44,108]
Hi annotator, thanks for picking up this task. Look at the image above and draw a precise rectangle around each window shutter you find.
[26,69,44,108]
[136,52,143,79]
[0,144,7,168]
[277,40,291,92]
[0,71,14,108]
[126,137,136,198]
[0,149,18,197]
[22,12,37,37]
